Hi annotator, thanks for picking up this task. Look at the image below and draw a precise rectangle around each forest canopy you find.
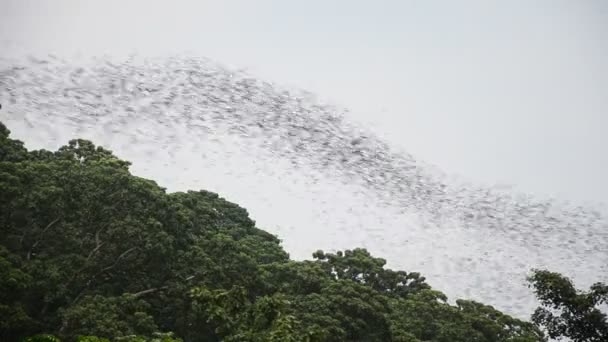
[0,120,603,341]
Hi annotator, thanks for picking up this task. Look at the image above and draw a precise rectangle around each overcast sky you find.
[2,0,607,203]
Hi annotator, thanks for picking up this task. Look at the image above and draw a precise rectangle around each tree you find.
[528,269,608,341]
[312,248,430,297]
[0,121,28,162]
[387,289,543,342]
[59,294,158,339]
[0,120,546,342]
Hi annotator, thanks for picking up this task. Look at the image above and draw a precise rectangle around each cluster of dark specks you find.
[1,54,606,319]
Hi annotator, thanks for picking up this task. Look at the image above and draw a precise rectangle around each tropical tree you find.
[528,269,608,341]
[0,120,546,341]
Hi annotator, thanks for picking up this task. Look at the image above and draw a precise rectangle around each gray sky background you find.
[2,0,607,203]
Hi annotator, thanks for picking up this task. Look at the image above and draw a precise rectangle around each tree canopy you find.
[528,270,607,342]
[0,120,549,341]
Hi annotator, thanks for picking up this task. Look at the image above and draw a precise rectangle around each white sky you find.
[2,0,607,203]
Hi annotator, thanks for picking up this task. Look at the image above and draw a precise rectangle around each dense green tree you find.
[528,270,608,341]
[312,248,430,298]
[59,294,158,338]
[0,120,547,341]
[0,122,28,162]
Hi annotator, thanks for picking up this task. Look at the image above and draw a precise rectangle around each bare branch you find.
[131,286,169,298]
[100,246,138,274]
[95,229,101,248]
[27,217,60,260]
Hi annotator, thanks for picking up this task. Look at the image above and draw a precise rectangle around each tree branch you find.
[100,246,138,274]
[131,286,169,298]
[27,217,60,260]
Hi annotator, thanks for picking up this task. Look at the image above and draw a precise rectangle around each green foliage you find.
[60,295,158,339]
[113,332,182,342]
[0,121,546,341]
[0,121,28,162]
[313,248,430,297]
[528,269,608,341]
[77,336,111,342]
[22,335,61,342]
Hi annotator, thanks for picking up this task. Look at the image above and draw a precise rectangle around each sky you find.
[2,0,608,203]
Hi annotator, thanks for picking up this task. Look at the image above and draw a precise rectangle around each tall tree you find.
[0,120,546,341]
[528,270,608,342]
